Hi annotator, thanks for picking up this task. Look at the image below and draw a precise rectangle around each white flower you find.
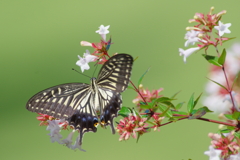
[184,30,201,47]
[95,25,110,41]
[203,95,232,114]
[230,42,240,56]
[48,133,63,144]
[80,41,92,46]
[179,47,200,63]
[204,146,222,160]
[76,50,97,72]
[223,91,239,111]
[62,131,75,148]
[229,153,240,160]
[46,120,63,144]
[96,25,110,34]
[71,135,86,152]
[214,21,231,36]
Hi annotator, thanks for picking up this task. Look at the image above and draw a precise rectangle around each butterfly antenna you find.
[72,68,91,79]
[92,60,99,77]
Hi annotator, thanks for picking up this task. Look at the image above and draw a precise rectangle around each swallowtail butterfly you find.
[26,53,133,147]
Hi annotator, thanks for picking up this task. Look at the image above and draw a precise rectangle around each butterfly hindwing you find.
[98,88,122,134]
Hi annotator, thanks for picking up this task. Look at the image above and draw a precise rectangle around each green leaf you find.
[159,105,173,118]
[218,48,226,65]
[127,85,135,90]
[219,129,232,134]
[136,133,141,143]
[222,37,236,44]
[146,120,156,126]
[232,111,240,120]
[139,101,147,105]
[231,72,240,90]
[132,108,141,117]
[171,110,188,116]
[202,54,222,66]
[138,68,150,87]
[206,77,228,91]
[149,97,175,110]
[193,93,202,108]
[188,107,212,119]
[161,101,175,109]
[155,97,174,103]
[187,93,194,114]
[227,126,235,131]
[139,104,152,109]
[170,91,181,99]
[234,132,240,139]
[175,102,185,110]
[118,107,131,117]
[224,114,234,120]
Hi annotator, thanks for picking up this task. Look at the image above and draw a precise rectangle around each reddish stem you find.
[150,114,236,128]
[129,80,148,104]
[196,117,236,127]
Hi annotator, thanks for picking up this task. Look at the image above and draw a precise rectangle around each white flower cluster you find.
[204,146,240,160]
[46,119,86,152]
[76,25,110,72]
[179,21,231,63]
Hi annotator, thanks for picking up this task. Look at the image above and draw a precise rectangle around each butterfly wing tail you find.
[68,112,98,151]
[100,93,122,134]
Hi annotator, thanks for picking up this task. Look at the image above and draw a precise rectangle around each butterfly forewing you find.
[97,54,133,92]
[26,83,91,119]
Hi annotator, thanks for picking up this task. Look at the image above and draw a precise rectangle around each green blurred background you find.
[1,0,239,159]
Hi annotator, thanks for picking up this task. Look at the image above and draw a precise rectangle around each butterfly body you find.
[26,54,133,148]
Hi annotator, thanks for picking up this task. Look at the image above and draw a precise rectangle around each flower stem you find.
[158,114,236,128]
[129,80,148,104]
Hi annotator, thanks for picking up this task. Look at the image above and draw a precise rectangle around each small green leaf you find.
[232,111,240,120]
[227,126,235,130]
[169,117,185,122]
[171,110,188,116]
[188,107,212,119]
[171,91,181,99]
[118,107,131,117]
[139,101,147,105]
[139,104,152,109]
[222,37,236,44]
[161,101,175,109]
[202,54,222,66]
[234,132,240,139]
[218,48,226,65]
[187,93,194,114]
[224,114,234,120]
[138,68,150,87]
[127,85,135,90]
[146,120,156,126]
[159,105,173,118]
[175,102,185,110]
[219,129,232,134]
[155,97,174,103]
[193,93,202,108]
[136,132,141,143]
[231,72,240,90]
[206,77,228,91]
[132,108,141,117]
